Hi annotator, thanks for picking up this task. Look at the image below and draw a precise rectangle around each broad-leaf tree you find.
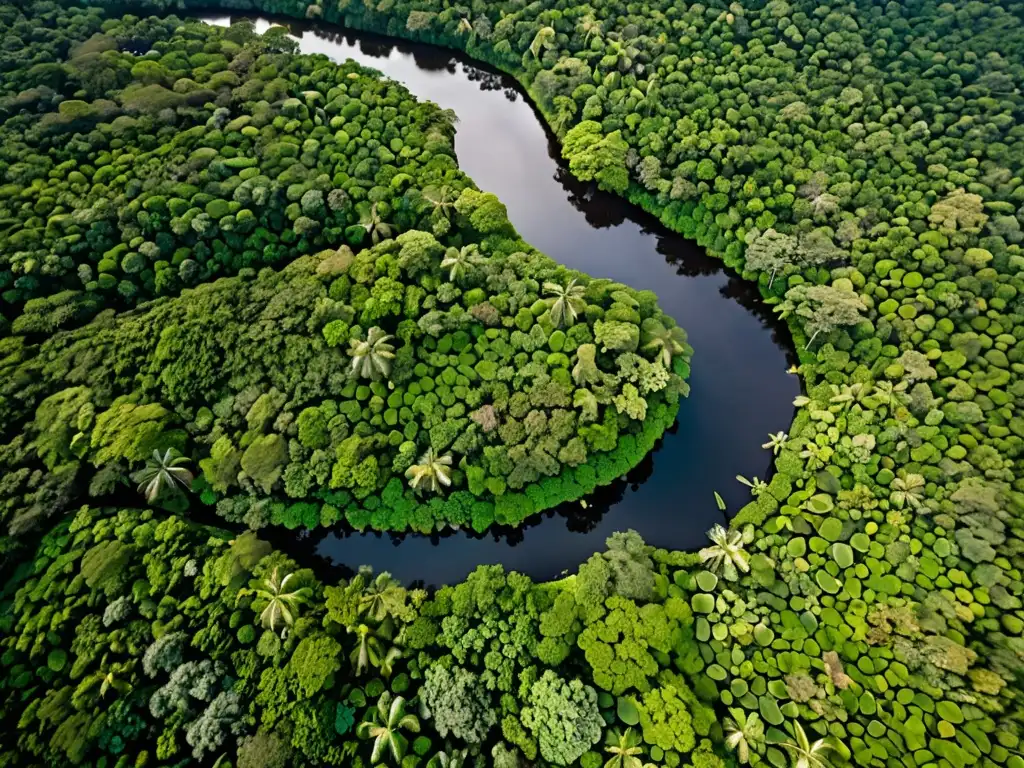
[604,728,644,768]
[360,202,393,244]
[782,722,836,768]
[725,709,765,765]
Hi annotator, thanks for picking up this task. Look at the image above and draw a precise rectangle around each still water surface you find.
[205,16,800,585]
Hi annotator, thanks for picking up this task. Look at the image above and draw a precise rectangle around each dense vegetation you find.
[3,505,719,768]
[2,1,1023,768]
[0,4,690,539]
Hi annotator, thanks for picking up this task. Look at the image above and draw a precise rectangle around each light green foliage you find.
[577,596,681,695]
[32,387,93,470]
[90,400,177,465]
[594,320,640,353]
[241,434,288,494]
[0,11,689,534]
[421,664,496,744]
[287,635,342,697]
[562,121,630,194]
[636,682,695,754]
[4,3,1024,768]
[521,670,603,766]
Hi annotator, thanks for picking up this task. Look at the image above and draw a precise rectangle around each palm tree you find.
[357,692,421,765]
[349,327,396,381]
[405,448,453,493]
[420,184,457,221]
[544,278,586,328]
[528,25,556,59]
[762,431,788,455]
[800,441,832,471]
[441,244,480,283]
[360,202,393,244]
[641,321,690,367]
[782,722,835,768]
[736,475,768,497]
[890,472,925,509]
[725,710,764,765]
[348,623,401,677]
[359,572,407,622]
[866,380,908,412]
[427,749,469,768]
[134,448,193,503]
[237,566,312,636]
[642,73,659,115]
[699,524,750,581]
[551,95,577,135]
[604,728,644,768]
[579,13,602,46]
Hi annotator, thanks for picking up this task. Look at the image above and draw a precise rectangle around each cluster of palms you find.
[232,533,837,768]
[601,722,834,768]
[726,715,838,768]
[343,327,460,496]
[698,512,842,768]
[349,572,409,678]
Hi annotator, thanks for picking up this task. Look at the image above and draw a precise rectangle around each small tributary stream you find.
[204,16,800,585]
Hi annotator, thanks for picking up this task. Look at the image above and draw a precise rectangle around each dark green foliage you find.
[0,511,695,768]
[2,2,1024,768]
[0,4,690,538]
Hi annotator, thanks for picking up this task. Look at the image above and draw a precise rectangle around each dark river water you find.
[205,16,800,585]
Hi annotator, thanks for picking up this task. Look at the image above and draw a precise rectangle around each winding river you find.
[205,16,801,585]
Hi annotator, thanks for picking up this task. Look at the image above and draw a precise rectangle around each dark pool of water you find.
[204,16,800,586]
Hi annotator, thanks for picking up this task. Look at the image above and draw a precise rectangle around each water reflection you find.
[264,429,668,588]
[203,15,800,585]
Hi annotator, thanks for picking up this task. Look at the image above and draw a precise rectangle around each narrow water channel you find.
[205,16,800,585]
